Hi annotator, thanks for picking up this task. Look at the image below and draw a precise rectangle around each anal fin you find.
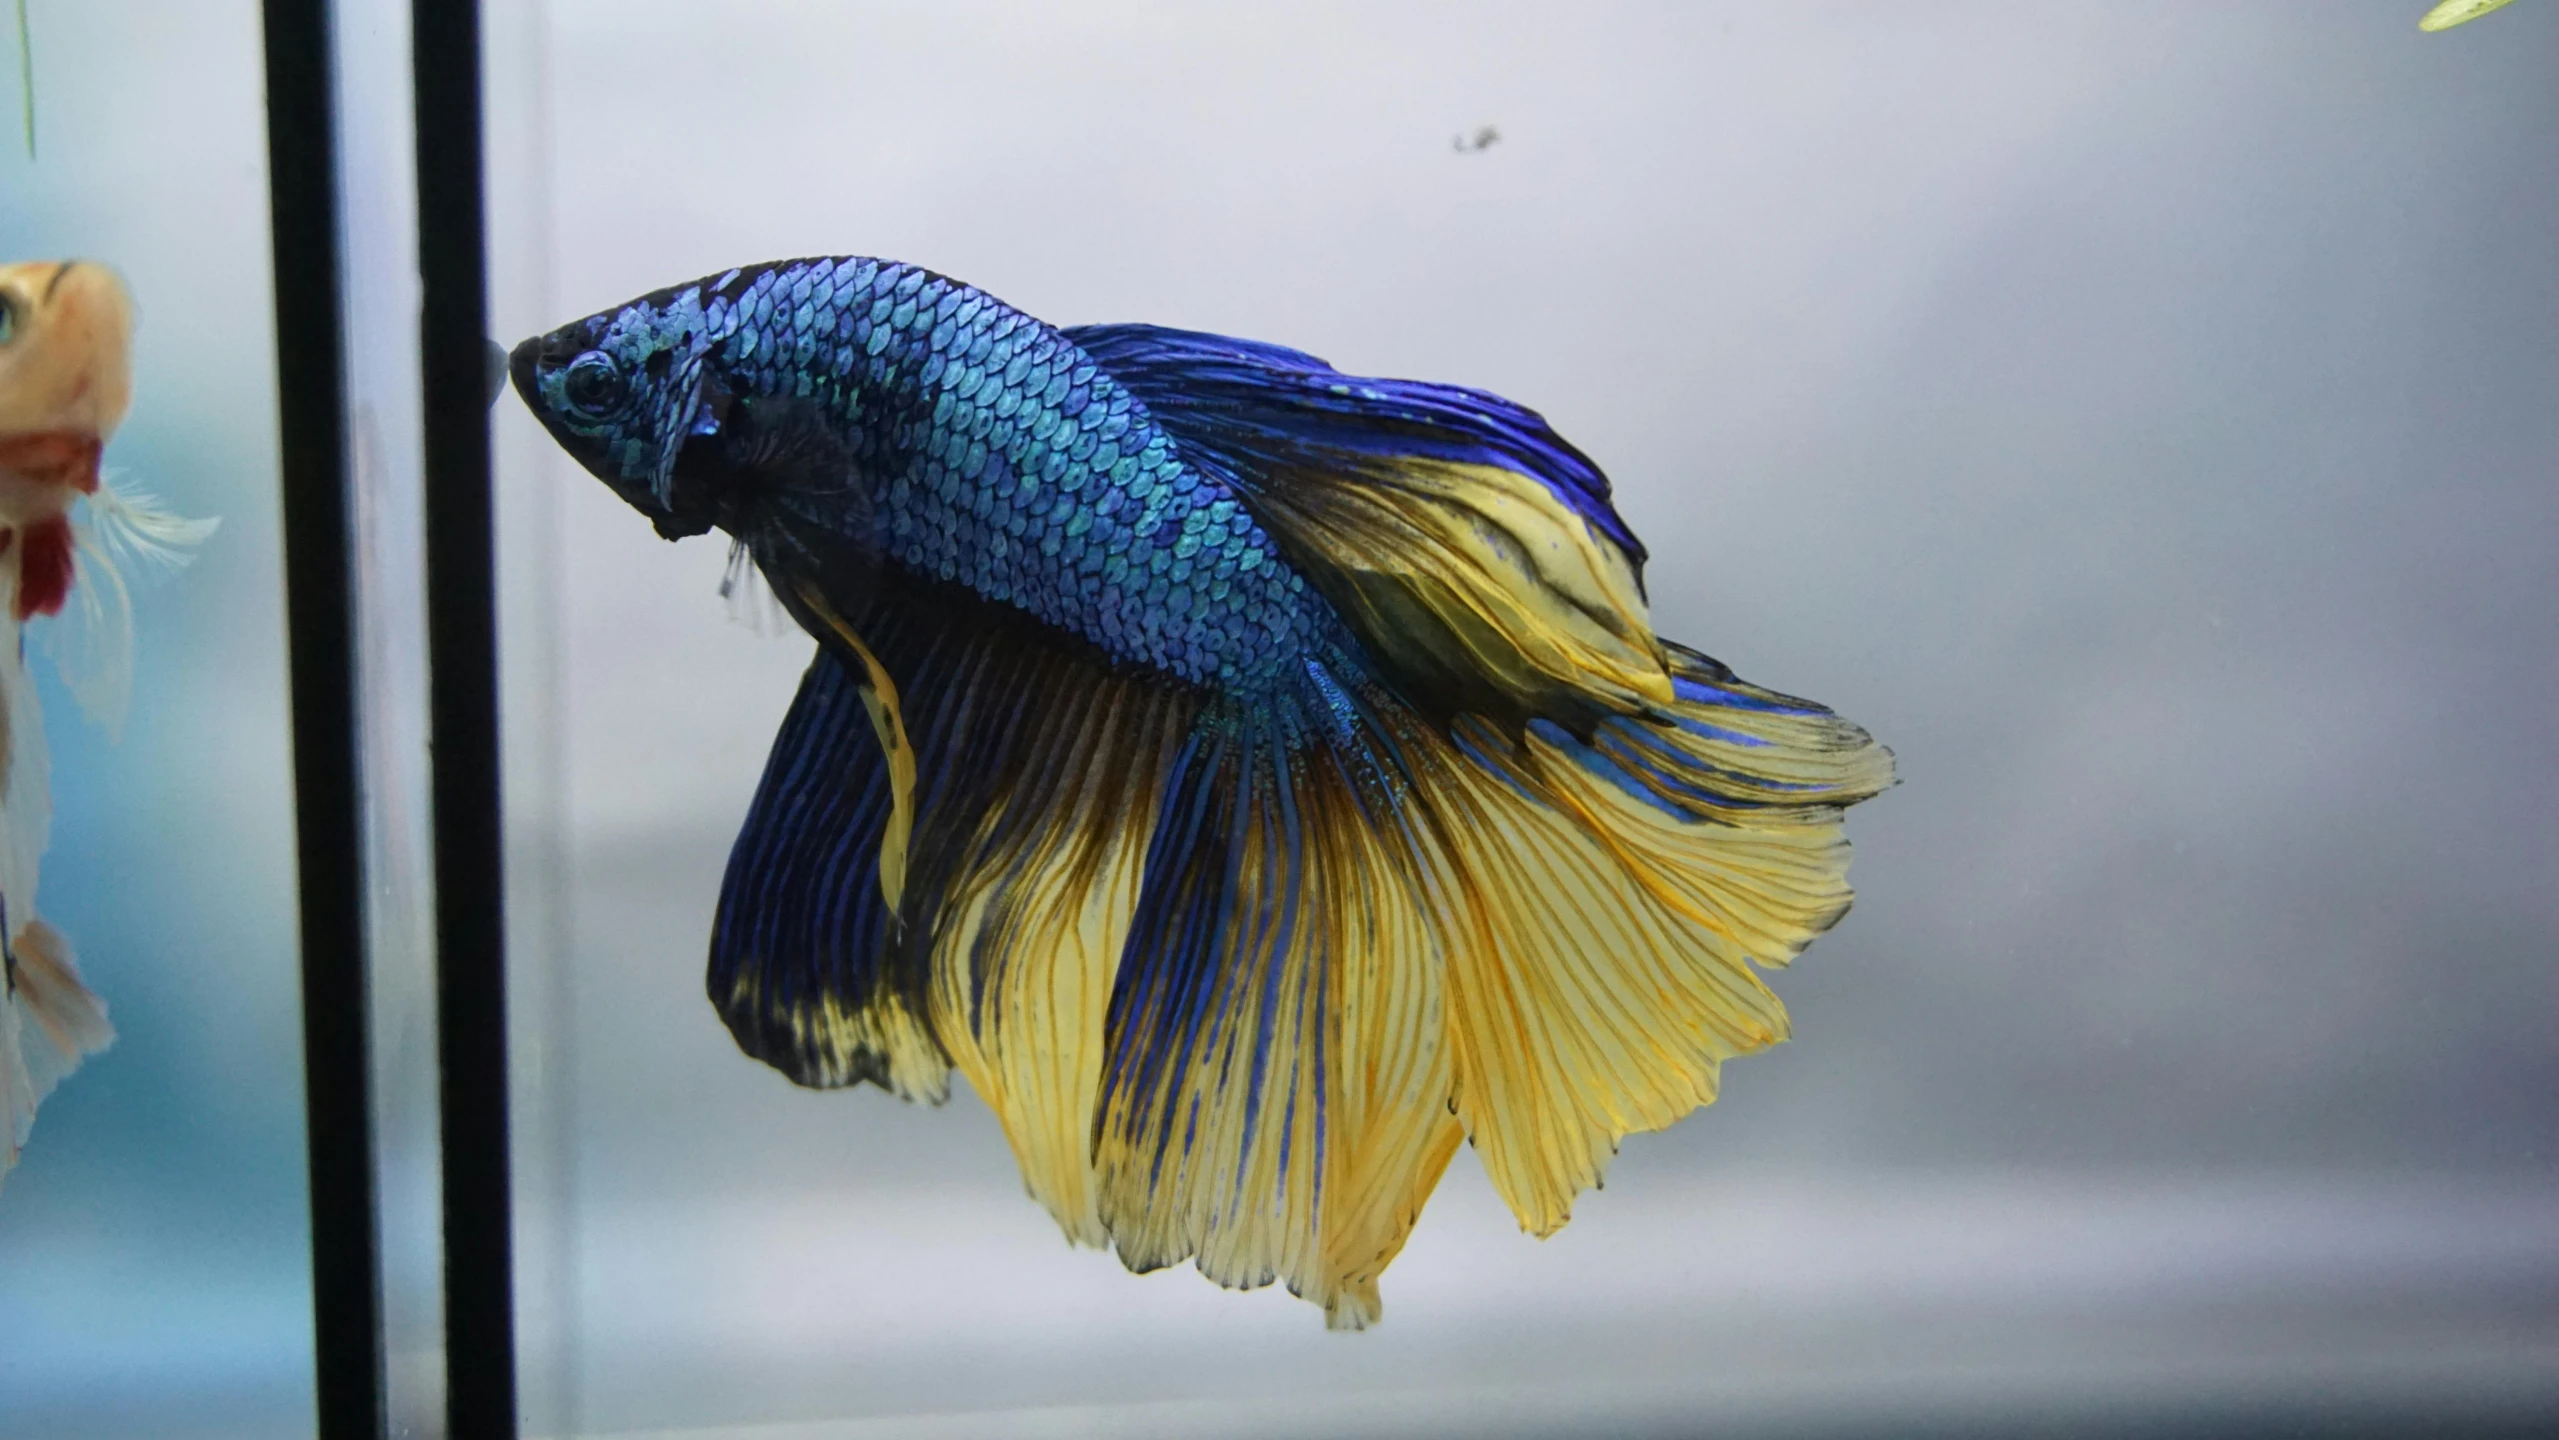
[709,646,945,1098]
[794,581,917,916]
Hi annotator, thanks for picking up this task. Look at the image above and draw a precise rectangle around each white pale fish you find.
[0,259,216,1194]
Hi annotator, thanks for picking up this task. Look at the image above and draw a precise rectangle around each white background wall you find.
[501,3,2559,1435]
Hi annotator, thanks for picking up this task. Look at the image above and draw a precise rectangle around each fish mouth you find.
[507,333,548,412]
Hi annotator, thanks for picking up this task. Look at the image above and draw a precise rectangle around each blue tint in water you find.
[0,1,312,1435]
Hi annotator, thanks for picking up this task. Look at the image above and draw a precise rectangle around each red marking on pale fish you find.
[0,432,103,495]
[15,516,74,620]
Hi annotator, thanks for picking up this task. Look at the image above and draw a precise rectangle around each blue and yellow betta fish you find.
[513,257,1892,1327]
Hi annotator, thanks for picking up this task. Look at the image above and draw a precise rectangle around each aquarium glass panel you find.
[491,5,2559,1436]
[330,0,445,1434]
[0,3,316,1436]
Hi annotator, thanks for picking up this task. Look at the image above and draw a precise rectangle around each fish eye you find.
[560,352,624,421]
[0,291,19,346]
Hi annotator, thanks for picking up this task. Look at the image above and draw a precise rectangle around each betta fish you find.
[0,260,216,1193]
[514,257,1892,1327]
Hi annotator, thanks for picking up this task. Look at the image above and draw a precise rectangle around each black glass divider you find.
[413,1,521,1435]
[262,0,387,1435]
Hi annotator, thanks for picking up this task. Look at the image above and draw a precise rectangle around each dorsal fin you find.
[1066,323,1670,727]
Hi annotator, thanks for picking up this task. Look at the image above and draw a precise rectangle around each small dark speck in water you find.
[1452,125,1500,155]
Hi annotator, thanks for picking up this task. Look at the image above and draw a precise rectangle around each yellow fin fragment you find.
[1426,727,1768,1235]
[796,582,916,916]
[1422,664,1891,1238]
[2420,0,2521,31]
[1252,457,1673,717]
[1308,780,1464,1330]
[926,675,1180,1247]
[1083,731,1466,1329]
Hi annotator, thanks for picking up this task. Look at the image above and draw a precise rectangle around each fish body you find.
[522,263,1338,700]
[516,257,1892,1326]
[0,260,213,1194]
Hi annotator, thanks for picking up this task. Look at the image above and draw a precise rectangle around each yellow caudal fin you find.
[727,564,1886,1323]
[911,654,1186,1246]
[1085,693,1464,1329]
[1072,323,1892,1244]
[1067,640,1891,1319]
[1421,666,1890,1234]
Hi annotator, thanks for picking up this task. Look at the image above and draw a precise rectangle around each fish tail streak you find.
[1088,687,1464,1327]
[8,917,111,1062]
[2,915,112,1188]
[716,325,1889,1325]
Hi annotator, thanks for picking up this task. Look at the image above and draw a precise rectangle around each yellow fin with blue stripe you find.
[918,665,1186,1245]
[1078,324,1892,1258]
[1086,699,1465,1329]
[1242,454,1673,718]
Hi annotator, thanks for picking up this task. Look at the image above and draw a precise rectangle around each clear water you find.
[0,3,313,1436]
[12,3,2559,1437]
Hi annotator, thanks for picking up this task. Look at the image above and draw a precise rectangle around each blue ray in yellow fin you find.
[1090,679,1463,1327]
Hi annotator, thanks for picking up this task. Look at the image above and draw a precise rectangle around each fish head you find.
[0,261,134,442]
[512,285,725,539]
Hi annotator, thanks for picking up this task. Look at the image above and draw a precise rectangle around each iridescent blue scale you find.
[696,258,1324,690]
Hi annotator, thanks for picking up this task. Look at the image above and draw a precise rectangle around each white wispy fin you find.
[0,631,47,941]
[40,475,219,733]
[719,535,795,638]
[2,915,114,1182]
